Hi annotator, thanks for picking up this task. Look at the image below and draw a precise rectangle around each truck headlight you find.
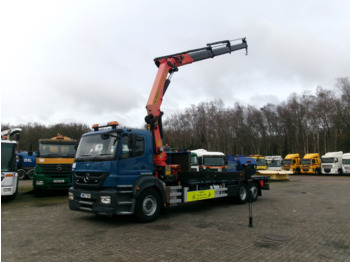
[100,196,111,205]
[68,192,74,200]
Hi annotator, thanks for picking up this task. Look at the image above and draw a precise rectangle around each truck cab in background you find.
[191,149,227,172]
[342,153,350,175]
[282,153,301,175]
[1,128,22,200]
[300,153,321,175]
[321,151,343,175]
[265,155,283,171]
[190,152,199,171]
[227,155,257,175]
[249,155,267,170]
[33,134,77,196]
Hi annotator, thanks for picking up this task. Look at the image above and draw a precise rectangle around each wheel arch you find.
[133,176,167,207]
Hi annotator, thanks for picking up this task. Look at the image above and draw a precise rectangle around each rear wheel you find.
[135,188,161,223]
[249,183,259,202]
[27,169,34,179]
[18,170,26,180]
[235,184,248,204]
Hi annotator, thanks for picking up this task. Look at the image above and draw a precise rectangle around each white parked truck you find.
[321,151,343,175]
[191,149,227,172]
[265,155,283,171]
[1,128,22,199]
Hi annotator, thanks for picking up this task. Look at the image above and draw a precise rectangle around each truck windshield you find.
[256,159,266,166]
[203,156,225,166]
[1,142,16,172]
[267,160,281,167]
[343,159,350,164]
[321,158,335,163]
[282,159,292,165]
[75,133,119,161]
[301,159,311,165]
[39,143,76,158]
[191,154,198,166]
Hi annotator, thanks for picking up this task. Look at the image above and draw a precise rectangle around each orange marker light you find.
[108,121,119,126]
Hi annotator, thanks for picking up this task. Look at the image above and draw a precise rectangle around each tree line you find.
[162,78,350,156]
[2,77,349,157]
[1,123,91,152]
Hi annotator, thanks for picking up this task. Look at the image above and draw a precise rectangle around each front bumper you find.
[68,187,135,216]
[33,174,71,190]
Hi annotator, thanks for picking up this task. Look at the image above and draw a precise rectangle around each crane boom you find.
[145,38,248,170]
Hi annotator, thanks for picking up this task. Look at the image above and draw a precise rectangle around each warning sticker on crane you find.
[187,189,215,202]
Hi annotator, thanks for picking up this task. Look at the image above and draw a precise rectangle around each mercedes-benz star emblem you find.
[56,164,63,171]
[83,173,90,183]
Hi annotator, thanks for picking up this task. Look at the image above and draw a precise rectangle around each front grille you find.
[73,172,109,189]
[39,164,73,174]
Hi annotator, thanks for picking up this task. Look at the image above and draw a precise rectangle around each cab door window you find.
[121,134,144,159]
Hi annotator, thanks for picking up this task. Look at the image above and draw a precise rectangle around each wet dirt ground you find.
[2,176,350,262]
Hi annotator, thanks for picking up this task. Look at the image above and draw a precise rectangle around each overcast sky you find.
[1,0,349,128]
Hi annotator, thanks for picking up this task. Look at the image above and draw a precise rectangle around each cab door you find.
[117,133,153,185]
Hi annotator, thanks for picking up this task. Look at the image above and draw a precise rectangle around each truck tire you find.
[249,183,258,202]
[27,169,34,179]
[235,184,248,204]
[135,188,161,223]
[18,169,26,180]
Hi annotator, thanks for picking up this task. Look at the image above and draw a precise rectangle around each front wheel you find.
[135,188,161,223]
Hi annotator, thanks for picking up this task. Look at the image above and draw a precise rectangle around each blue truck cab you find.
[69,123,168,220]
[227,155,257,175]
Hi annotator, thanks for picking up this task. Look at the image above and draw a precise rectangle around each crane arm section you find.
[145,38,248,167]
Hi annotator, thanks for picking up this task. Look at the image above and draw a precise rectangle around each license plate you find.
[53,179,65,183]
[80,193,91,199]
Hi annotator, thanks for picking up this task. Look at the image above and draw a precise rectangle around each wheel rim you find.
[240,186,247,200]
[143,195,157,216]
[250,185,258,199]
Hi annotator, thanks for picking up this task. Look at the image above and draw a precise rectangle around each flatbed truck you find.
[68,38,270,222]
